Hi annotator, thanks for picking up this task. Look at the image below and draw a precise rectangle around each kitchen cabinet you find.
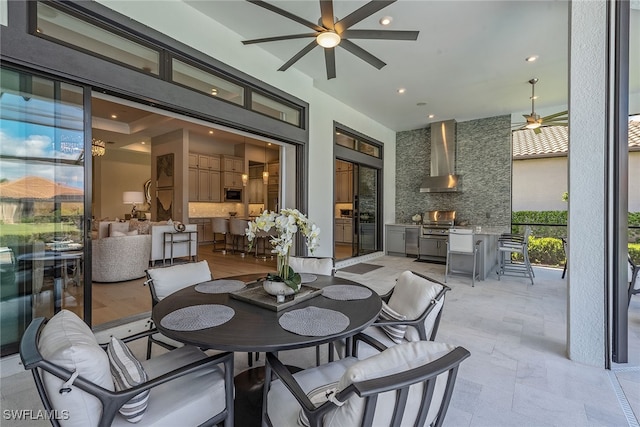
[335,218,353,244]
[222,156,245,189]
[190,218,215,244]
[386,225,406,255]
[335,160,353,203]
[189,153,221,202]
[418,237,447,261]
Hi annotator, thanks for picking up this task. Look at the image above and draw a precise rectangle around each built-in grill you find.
[418,210,456,262]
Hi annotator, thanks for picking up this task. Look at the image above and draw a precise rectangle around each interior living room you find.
[0,1,638,426]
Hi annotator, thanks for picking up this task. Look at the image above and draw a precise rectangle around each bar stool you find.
[211,217,229,253]
[253,229,273,259]
[229,218,249,256]
[497,225,534,285]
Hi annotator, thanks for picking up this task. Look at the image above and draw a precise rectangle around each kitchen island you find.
[385,224,507,280]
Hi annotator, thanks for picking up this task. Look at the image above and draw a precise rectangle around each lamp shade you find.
[123,191,145,204]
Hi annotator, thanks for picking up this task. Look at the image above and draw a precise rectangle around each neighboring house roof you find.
[0,176,83,201]
[512,119,640,159]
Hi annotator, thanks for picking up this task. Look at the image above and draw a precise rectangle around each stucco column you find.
[567,1,609,366]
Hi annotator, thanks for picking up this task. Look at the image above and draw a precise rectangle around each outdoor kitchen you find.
[387,114,513,277]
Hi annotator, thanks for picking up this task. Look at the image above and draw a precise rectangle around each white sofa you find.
[96,220,197,265]
[150,224,198,265]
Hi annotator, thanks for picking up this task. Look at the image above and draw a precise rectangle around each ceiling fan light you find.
[525,122,541,130]
[316,31,341,48]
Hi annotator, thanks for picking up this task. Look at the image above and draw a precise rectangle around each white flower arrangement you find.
[246,209,320,291]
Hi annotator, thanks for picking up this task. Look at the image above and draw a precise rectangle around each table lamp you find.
[123,191,145,218]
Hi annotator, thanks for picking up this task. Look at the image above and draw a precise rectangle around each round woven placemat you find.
[299,273,317,283]
[279,307,349,336]
[195,280,246,294]
[322,285,372,301]
[160,304,235,331]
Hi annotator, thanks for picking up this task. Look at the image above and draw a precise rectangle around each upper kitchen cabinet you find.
[189,152,221,202]
[222,155,245,188]
[335,160,353,203]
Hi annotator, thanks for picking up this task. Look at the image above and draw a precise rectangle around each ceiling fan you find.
[514,78,568,134]
[242,0,419,79]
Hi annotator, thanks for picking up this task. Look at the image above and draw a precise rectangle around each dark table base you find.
[234,365,302,427]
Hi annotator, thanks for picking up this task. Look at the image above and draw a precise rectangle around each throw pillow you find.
[126,230,139,236]
[378,301,408,344]
[110,231,126,237]
[109,222,130,237]
[107,337,150,423]
[129,219,151,235]
[298,382,339,427]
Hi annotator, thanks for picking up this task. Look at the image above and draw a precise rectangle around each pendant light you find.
[263,143,269,184]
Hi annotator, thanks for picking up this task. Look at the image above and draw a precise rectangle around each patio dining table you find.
[151,272,382,426]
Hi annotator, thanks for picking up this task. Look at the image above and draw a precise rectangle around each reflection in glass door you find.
[0,67,86,356]
[355,164,378,255]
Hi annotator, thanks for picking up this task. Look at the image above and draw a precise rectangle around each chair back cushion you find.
[329,341,456,426]
[388,271,444,341]
[448,229,474,253]
[288,257,334,276]
[38,310,114,427]
[147,261,211,301]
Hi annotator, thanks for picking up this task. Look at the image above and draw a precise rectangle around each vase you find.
[263,279,297,296]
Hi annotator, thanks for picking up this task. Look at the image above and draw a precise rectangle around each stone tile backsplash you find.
[395,115,511,227]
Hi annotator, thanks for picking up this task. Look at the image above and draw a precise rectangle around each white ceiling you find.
[185,0,640,132]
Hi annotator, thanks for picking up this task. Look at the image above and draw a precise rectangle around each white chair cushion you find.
[147,261,212,300]
[289,257,334,276]
[329,341,456,426]
[267,358,359,427]
[107,337,149,423]
[405,294,444,342]
[38,310,114,427]
[388,271,443,341]
[111,346,227,427]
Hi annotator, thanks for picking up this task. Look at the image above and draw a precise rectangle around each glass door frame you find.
[333,122,384,260]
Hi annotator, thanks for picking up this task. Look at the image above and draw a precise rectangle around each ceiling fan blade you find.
[242,33,318,45]
[541,110,568,121]
[277,40,318,71]
[247,0,324,32]
[340,39,386,69]
[334,0,396,33]
[341,29,419,40]
[324,47,336,79]
[319,0,335,30]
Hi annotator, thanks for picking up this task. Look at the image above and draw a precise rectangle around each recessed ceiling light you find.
[416,102,427,106]
[211,88,218,95]
[209,130,214,134]
[525,55,538,62]
[140,141,146,145]
[110,114,117,119]
[428,114,435,119]
[379,16,393,26]
[397,88,406,94]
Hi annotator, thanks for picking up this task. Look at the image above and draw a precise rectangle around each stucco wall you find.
[395,115,511,227]
[98,0,397,257]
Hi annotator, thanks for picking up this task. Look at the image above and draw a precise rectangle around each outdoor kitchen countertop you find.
[387,224,508,235]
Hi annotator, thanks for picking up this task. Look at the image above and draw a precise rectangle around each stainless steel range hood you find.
[420,120,462,192]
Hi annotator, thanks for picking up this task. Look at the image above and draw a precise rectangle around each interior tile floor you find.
[1,255,638,426]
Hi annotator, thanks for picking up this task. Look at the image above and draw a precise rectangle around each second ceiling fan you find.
[242,0,419,79]
[516,78,568,134]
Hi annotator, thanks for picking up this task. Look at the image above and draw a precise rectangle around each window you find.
[171,59,244,106]
[336,131,381,158]
[35,2,160,74]
[251,92,301,126]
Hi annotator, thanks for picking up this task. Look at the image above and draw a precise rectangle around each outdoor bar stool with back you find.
[497,225,535,285]
[445,228,481,287]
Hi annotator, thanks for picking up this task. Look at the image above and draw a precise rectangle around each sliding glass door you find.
[0,67,87,356]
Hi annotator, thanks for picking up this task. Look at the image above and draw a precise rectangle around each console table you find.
[163,230,198,265]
